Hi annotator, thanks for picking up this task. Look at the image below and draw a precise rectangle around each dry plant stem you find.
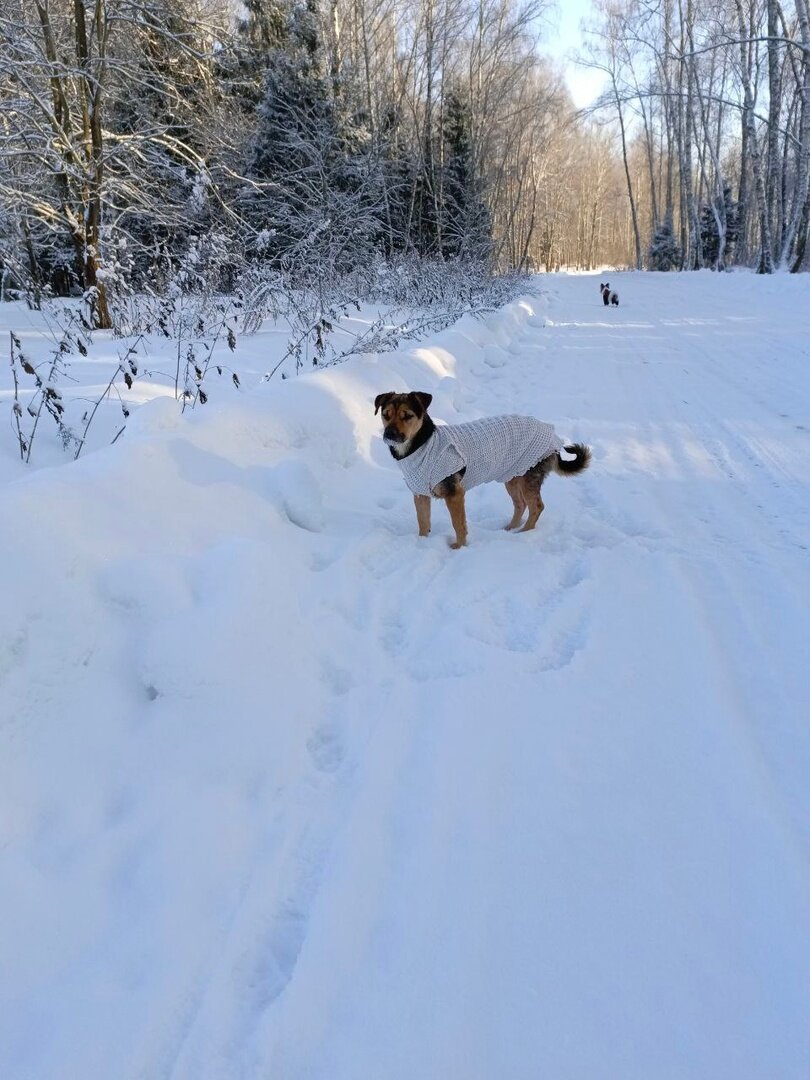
[73,366,122,459]
[74,334,145,458]
[9,332,26,461]
[25,355,60,464]
[174,295,184,401]
[185,307,236,410]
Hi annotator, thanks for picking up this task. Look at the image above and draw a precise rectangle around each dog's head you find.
[374,391,433,451]
[600,282,609,292]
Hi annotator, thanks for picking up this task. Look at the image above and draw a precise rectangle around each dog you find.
[600,282,619,306]
[375,392,591,549]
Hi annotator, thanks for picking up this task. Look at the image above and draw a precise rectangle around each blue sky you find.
[540,0,606,109]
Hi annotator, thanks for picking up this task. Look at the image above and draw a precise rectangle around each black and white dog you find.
[600,282,619,307]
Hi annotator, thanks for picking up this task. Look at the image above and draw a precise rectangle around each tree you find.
[247,0,383,269]
[649,215,681,270]
[578,0,810,273]
[0,0,236,325]
[700,183,739,268]
[440,90,491,260]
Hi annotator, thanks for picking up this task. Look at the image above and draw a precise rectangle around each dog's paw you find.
[418,530,431,538]
[448,539,467,550]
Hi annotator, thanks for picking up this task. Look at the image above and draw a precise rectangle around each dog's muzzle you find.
[384,426,404,444]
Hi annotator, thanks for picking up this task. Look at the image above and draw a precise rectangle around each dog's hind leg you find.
[517,460,553,532]
[504,478,526,530]
[518,478,545,532]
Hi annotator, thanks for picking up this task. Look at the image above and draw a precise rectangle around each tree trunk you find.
[783,0,810,265]
[765,0,782,263]
[612,72,642,269]
[734,0,775,272]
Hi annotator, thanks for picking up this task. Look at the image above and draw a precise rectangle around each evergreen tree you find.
[218,0,289,117]
[241,0,288,54]
[699,203,719,267]
[648,214,681,270]
[440,90,492,261]
[700,183,739,269]
[723,183,740,261]
[246,0,383,269]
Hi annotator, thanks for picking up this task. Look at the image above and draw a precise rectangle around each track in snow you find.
[2,272,809,1080]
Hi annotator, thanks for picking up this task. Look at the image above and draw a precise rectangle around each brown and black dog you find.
[375,391,591,548]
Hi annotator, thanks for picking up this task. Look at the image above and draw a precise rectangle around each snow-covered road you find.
[2,272,809,1079]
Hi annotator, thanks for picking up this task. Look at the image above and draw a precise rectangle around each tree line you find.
[1,0,807,331]
[582,0,810,273]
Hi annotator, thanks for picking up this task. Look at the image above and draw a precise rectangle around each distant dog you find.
[600,282,619,306]
[375,392,591,549]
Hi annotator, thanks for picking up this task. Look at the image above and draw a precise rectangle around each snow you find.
[1,271,809,1079]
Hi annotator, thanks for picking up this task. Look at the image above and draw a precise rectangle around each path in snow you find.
[1,272,809,1079]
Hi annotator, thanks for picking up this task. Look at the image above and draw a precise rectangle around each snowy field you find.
[1,271,809,1079]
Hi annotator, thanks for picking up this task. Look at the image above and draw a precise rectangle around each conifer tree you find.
[648,214,681,270]
[246,0,382,269]
[441,90,491,261]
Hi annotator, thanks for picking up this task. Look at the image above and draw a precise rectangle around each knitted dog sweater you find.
[396,415,564,496]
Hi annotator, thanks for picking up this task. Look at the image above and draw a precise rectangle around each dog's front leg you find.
[414,494,431,537]
[444,490,468,549]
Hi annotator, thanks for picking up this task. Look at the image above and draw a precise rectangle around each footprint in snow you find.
[559,553,590,590]
[483,345,508,367]
[319,657,354,696]
[532,606,590,674]
[307,722,346,773]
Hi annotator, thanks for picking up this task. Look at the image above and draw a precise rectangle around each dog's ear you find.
[374,392,395,415]
[410,392,433,414]
[599,283,604,289]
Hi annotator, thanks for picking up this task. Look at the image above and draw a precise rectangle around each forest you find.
[1,0,809,331]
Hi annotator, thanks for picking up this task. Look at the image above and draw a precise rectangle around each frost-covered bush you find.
[240,253,527,380]
[363,254,522,310]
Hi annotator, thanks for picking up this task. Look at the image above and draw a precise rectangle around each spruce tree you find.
[440,90,491,261]
[648,214,681,270]
[246,0,382,269]
[700,183,739,269]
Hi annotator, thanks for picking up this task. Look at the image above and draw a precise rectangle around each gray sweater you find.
[396,415,564,496]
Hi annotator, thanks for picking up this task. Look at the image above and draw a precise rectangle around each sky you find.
[541,0,606,109]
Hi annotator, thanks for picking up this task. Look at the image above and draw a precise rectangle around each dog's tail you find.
[553,443,591,475]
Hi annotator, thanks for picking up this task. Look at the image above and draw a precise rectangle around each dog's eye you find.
[401,412,414,421]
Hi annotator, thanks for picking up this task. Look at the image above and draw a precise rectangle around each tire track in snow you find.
[594,292,810,857]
